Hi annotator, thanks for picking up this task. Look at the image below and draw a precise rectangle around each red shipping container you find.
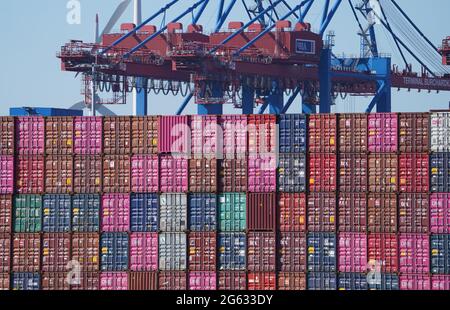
[279,193,306,232]
[100,272,128,290]
[16,117,45,155]
[73,156,102,193]
[130,233,158,271]
[131,155,159,193]
[101,194,130,232]
[218,272,246,290]
[131,116,158,154]
[278,272,306,290]
[248,153,277,193]
[191,115,218,157]
[189,159,217,192]
[71,233,100,271]
[188,232,216,271]
[12,233,41,272]
[399,113,429,153]
[158,116,190,154]
[160,155,188,192]
[247,232,276,272]
[432,275,450,290]
[42,272,70,290]
[189,272,217,290]
[339,153,367,193]
[278,232,307,272]
[338,193,367,233]
[45,155,73,194]
[0,156,14,194]
[400,274,431,290]
[368,154,398,193]
[0,234,10,273]
[247,193,276,232]
[16,156,45,194]
[368,233,398,273]
[248,115,276,154]
[219,115,247,158]
[307,193,336,232]
[45,117,74,155]
[129,272,158,290]
[70,272,99,290]
[0,273,9,290]
[103,155,131,193]
[42,233,71,272]
[399,154,429,193]
[0,117,14,155]
[248,272,276,290]
[308,114,337,153]
[74,116,102,155]
[430,194,450,233]
[399,194,429,233]
[103,116,131,155]
[368,113,398,153]
[0,195,12,233]
[159,272,187,290]
[399,234,429,274]
[309,153,337,192]
[219,159,247,192]
[338,114,367,153]
[338,233,367,273]
[368,194,397,233]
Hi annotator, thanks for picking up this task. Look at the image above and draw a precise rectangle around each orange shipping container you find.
[368,154,398,193]
[368,193,397,233]
[74,156,102,193]
[0,117,14,155]
[189,159,217,193]
[339,114,368,153]
[103,155,131,193]
[104,117,131,155]
[399,113,429,153]
[45,156,73,194]
[308,114,337,153]
[339,153,367,193]
[45,117,74,155]
[131,116,158,154]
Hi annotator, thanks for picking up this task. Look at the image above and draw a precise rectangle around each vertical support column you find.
[242,83,255,115]
[302,82,316,114]
[134,77,148,116]
[369,57,391,112]
[197,81,224,115]
[267,80,284,115]
[319,48,332,113]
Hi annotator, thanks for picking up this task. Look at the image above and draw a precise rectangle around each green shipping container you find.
[218,193,246,232]
[14,195,42,232]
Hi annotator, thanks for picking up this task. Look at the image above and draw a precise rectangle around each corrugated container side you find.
[278,153,306,193]
[160,193,187,232]
[100,272,129,290]
[45,117,74,155]
[219,115,247,158]
[160,155,188,192]
[339,154,367,193]
[338,113,367,153]
[130,193,158,232]
[430,153,450,193]
[248,115,277,154]
[42,272,70,290]
[131,116,158,154]
[308,114,337,153]
[101,194,130,232]
[189,232,216,271]
[399,194,429,233]
[71,233,100,271]
[70,272,99,290]
[338,273,368,290]
[0,195,12,233]
[0,117,14,155]
[191,115,218,157]
[307,273,337,290]
[0,234,11,273]
[218,159,247,192]
[399,233,430,274]
[13,195,42,233]
[279,114,307,153]
[74,116,102,155]
[399,154,429,193]
[189,194,216,232]
[309,153,337,192]
[189,158,217,192]
[368,194,397,233]
[218,193,246,232]
[399,274,431,290]
[42,233,71,272]
[307,193,336,232]
[12,233,41,272]
[189,272,217,290]
[279,193,306,232]
[247,272,276,290]
[129,272,158,290]
[11,273,40,290]
[430,112,450,152]
[131,155,159,193]
[247,193,276,232]
[307,233,336,272]
[43,194,71,232]
[432,275,450,290]
[367,113,398,153]
[247,232,276,272]
[277,272,306,290]
[16,155,45,194]
[103,116,131,155]
[73,156,102,193]
[218,232,246,271]
[45,156,73,194]
[100,232,129,271]
[368,154,398,193]
[0,156,14,194]
[399,113,429,153]
[159,233,187,271]
[130,232,158,271]
[430,194,450,233]
[0,273,9,290]
[218,271,246,290]
[368,233,398,272]
[431,234,450,274]
[278,232,307,272]
[338,233,368,273]
[158,116,190,154]
[338,193,367,233]
[367,273,399,290]
[16,117,45,155]
[159,272,187,290]
[103,155,131,193]
[248,153,277,193]
[72,194,100,232]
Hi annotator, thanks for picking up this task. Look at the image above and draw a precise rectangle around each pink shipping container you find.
[247,232,276,272]
[74,117,102,155]
[309,153,337,192]
[338,233,367,273]
[430,194,450,233]
[160,155,188,192]
[307,193,336,232]
[248,115,276,154]
[0,195,12,233]
[247,153,277,193]
[399,154,429,192]
[368,113,398,152]
[158,116,190,154]
[100,272,129,290]
[189,272,217,290]
[191,115,218,157]
[0,156,14,194]
[279,193,306,232]
[308,114,337,153]
[130,233,158,271]
[399,194,429,233]
[16,117,45,155]
[219,115,247,158]
[101,194,129,232]
[42,233,71,272]
[131,155,159,192]
[338,193,367,233]
[368,233,398,273]
[432,275,450,290]
[16,156,45,194]
[399,234,430,274]
[400,274,431,290]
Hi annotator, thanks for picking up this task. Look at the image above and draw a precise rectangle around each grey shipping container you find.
[278,153,306,192]
[218,193,246,232]
[307,233,336,272]
[367,273,399,290]
[159,233,187,271]
[43,194,71,232]
[189,193,217,232]
[100,232,129,271]
[307,273,337,290]
[218,232,246,271]
[431,153,450,192]
[130,193,158,232]
[11,273,40,290]
[279,114,307,153]
[72,194,100,232]
[431,234,450,274]
[338,273,368,290]
[159,193,187,232]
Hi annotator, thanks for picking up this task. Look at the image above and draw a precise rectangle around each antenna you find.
[95,14,99,43]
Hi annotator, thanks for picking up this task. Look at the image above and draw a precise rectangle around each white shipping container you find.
[431,112,450,152]
[159,194,187,232]
[159,233,187,271]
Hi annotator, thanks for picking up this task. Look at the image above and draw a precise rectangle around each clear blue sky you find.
[1,0,449,116]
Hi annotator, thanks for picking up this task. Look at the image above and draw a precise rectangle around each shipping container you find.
[0,156,14,194]
[247,232,276,272]
[191,115,218,157]
[74,116,102,155]
[100,233,129,271]
[159,233,187,271]
[73,156,102,193]
[338,114,367,153]
[16,117,45,155]
[307,233,336,272]
[130,232,158,272]
[307,193,336,232]
[247,272,276,290]
[277,272,306,290]
[398,234,429,274]
[101,194,130,232]
[247,193,276,232]
[43,194,71,232]
[189,194,216,232]
[16,156,45,194]
[399,154,429,192]
[0,234,10,272]
[131,155,159,193]
[11,273,40,290]
[399,194,429,233]
[278,232,307,272]
[131,116,158,154]
[368,233,398,272]
[367,113,398,153]
[309,153,337,192]
[431,234,450,274]
[72,194,100,232]
[219,115,247,158]
[103,116,131,155]
[44,156,73,194]
[189,158,217,192]
[338,193,367,233]
[130,193,158,232]
[368,154,398,193]
[279,114,307,153]
[432,275,450,290]
[248,115,277,154]
[218,193,246,232]
[278,153,306,192]
[0,273,9,290]
[42,233,71,272]
[100,272,128,290]
[70,272,99,290]
[158,116,190,154]
[430,153,450,193]
[338,233,367,273]
[103,155,131,193]
[218,232,246,271]
[431,194,450,233]
[12,233,40,272]
[248,153,277,193]
[71,233,100,271]
[218,159,247,192]
[430,112,450,152]
[279,193,306,232]
[368,194,397,233]
[307,273,337,290]
[308,114,337,153]
[159,272,187,290]
[129,272,158,290]
[160,155,188,192]
[0,117,14,155]
[338,273,368,290]
[13,195,42,233]
[218,271,246,290]
[189,232,216,271]
[339,154,367,193]
[45,117,73,155]
[399,113,429,153]
[399,274,431,290]
[367,273,399,290]
[189,272,217,290]
[42,272,70,290]
[160,193,187,232]
[0,195,12,233]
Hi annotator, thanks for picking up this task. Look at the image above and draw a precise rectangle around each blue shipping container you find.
[307,233,336,272]
[10,107,83,117]
[130,193,159,232]
[307,273,337,290]
[100,233,129,271]
[72,194,100,232]
[338,273,368,290]
[431,153,450,192]
[11,273,40,290]
[367,273,399,290]
[218,232,246,271]
[431,234,450,274]
[278,153,307,192]
[279,114,307,153]
[189,193,217,231]
[43,194,71,232]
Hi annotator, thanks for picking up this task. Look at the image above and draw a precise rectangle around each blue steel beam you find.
[258,99,270,114]
[280,0,299,19]
[299,0,314,22]
[365,81,385,113]
[320,0,343,36]
[216,0,225,28]
[193,0,210,23]
[321,0,331,26]
[176,92,193,115]
[280,87,301,113]
[215,0,238,31]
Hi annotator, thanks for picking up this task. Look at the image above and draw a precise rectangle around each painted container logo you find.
[295,39,316,55]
